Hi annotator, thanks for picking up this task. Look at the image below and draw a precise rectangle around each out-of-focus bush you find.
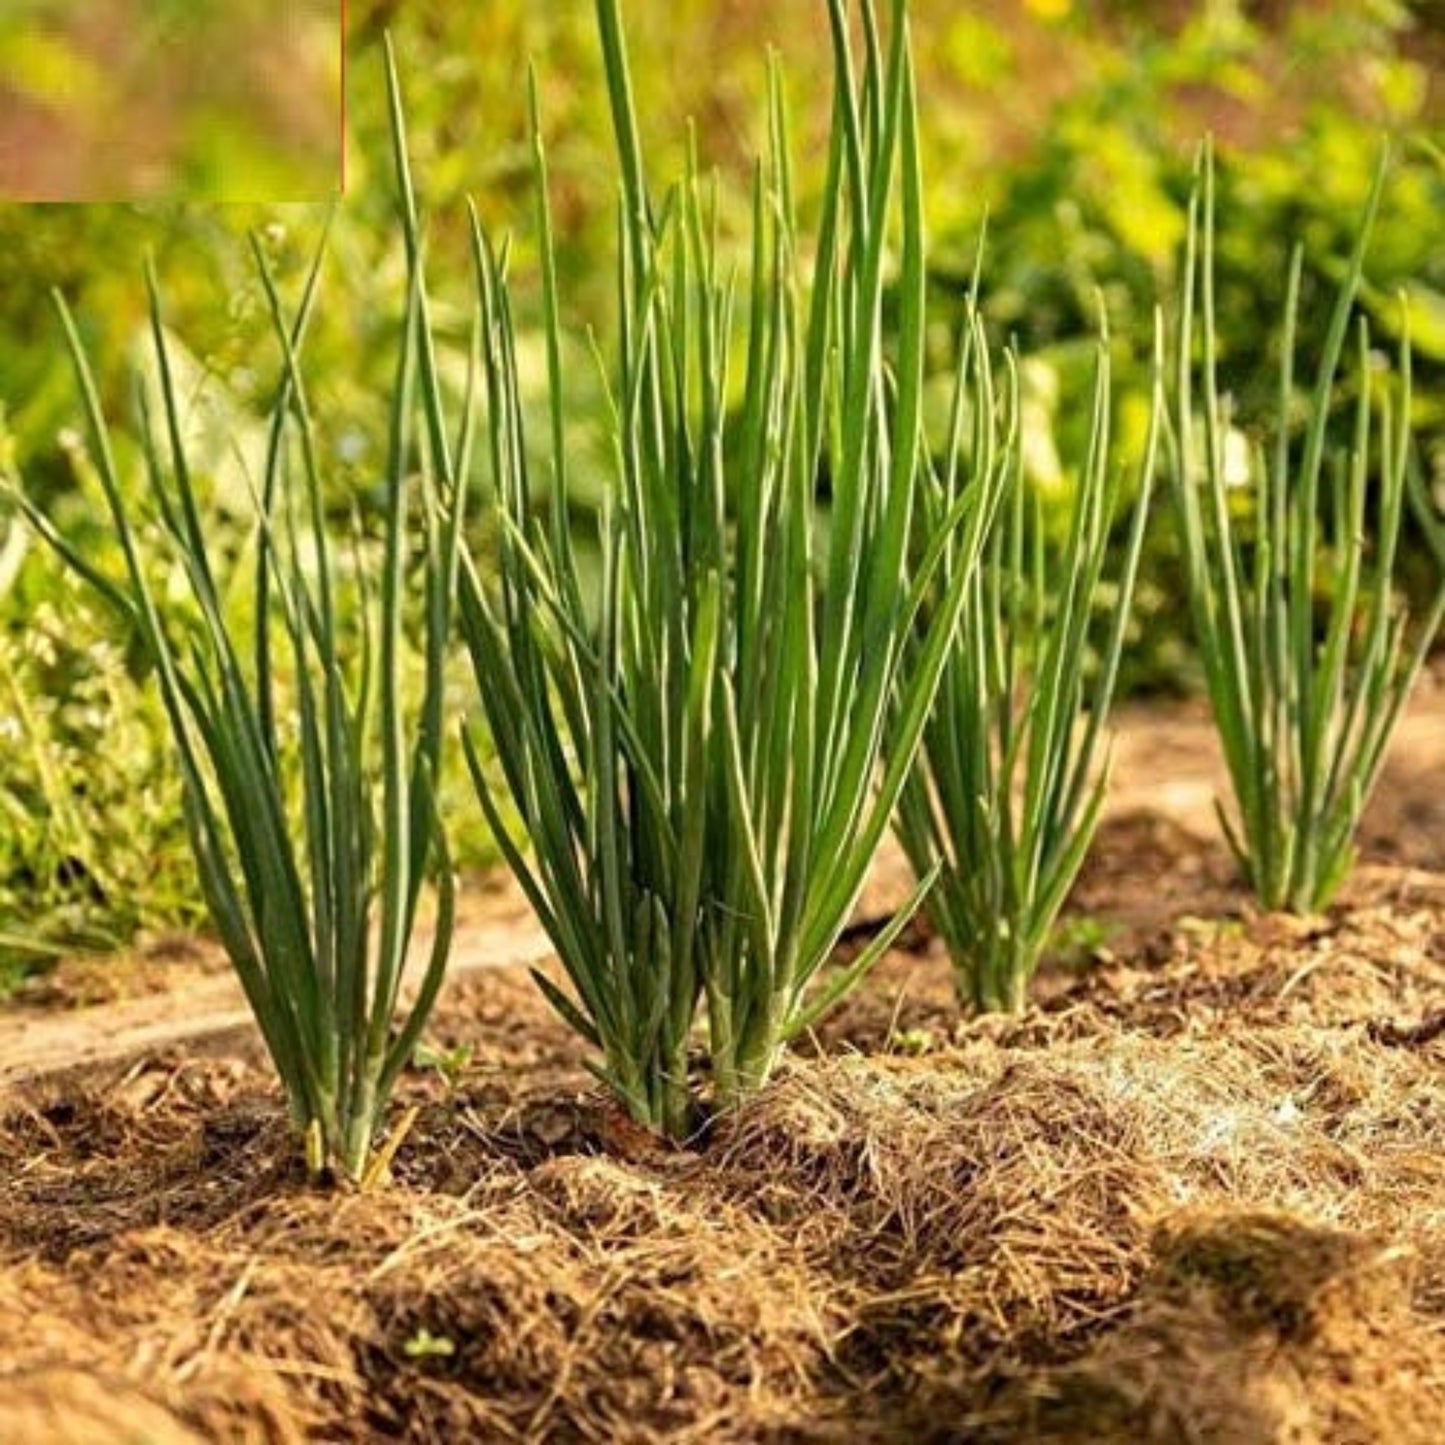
[918,0,1444,691]
[5,3,1440,499]
[0,578,201,974]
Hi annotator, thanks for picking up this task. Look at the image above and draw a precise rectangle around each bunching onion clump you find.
[892,302,1162,1013]
[13,45,463,1181]
[458,0,989,1137]
[1169,149,1445,914]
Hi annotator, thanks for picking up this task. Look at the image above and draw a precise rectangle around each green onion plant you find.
[893,301,1162,1013]
[12,41,463,1181]
[1168,148,1445,913]
[457,0,988,1137]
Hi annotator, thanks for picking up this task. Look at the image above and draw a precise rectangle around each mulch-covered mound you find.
[1,807,1444,1443]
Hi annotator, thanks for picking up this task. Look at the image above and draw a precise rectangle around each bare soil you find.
[1,683,1443,1443]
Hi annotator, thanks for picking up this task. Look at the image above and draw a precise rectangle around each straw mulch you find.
[1,796,1443,1442]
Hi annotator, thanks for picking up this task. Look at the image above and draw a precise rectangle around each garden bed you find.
[1,689,1443,1443]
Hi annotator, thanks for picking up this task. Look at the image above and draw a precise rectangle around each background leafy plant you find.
[0,588,199,975]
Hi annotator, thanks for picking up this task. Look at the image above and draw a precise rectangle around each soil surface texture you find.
[1,681,1443,1443]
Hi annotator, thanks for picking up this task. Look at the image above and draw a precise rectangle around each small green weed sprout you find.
[1169,149,1445,914]
[403,1328,456,1361]
[12,45,463,1181]
[893,303,1162,1013]
[457,0,986,1136]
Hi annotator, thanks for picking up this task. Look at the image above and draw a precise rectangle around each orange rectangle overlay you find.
[0,1,343,202]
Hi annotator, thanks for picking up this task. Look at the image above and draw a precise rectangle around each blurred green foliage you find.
[0,0,1440,965]
[0,580,201,968]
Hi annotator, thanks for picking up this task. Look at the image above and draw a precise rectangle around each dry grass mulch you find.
[2,808,1444,1443]
[4,685,1445,1444]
